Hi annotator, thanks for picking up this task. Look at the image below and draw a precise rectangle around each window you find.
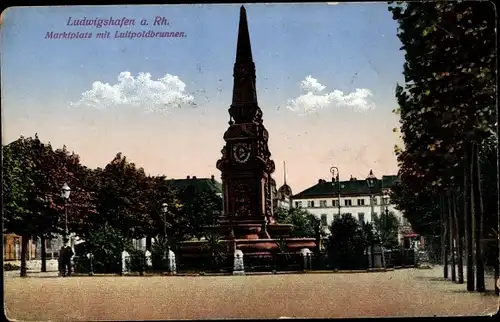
[373,198,378,205]
[357,198,365,206]
[358,213,365,225]
[320,214,328,226]
[295,201,302,208]
[344,199,352,206]
[319,200,327,208]
[307,200,315,207]
[332,199,339,207]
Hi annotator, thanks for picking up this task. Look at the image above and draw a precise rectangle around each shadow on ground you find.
[413,276,448,282]
[445,289,498,297]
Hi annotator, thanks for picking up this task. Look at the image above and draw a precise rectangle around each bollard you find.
[233,249,245,275]
[87,253,94,276]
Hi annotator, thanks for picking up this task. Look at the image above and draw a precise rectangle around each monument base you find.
[180,237,317,260]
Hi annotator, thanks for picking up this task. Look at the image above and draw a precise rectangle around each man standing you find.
[58,245,64,277]
[60,239,74,277]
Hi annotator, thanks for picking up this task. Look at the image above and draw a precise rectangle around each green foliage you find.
[176,188,223,241]
[125,249,147,273]
[373,211,400,250]
[328,214,365,256]
[4,263,21,271]
[150,239,170,270]
[274,207,321,238]
[85,223,130,273]
[390,182,441,237]
[327,214,367,269]
[96,153,152,239]
[201,231,228,269]
[2,135,95,239]
[388,1,497,239]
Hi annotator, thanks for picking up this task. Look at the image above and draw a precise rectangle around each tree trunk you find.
[452,188,464,283]
[448,191,456,282]
[472,143,485,291]
[146,235,152,251]
[464,143,475,291]
[441,192,449,279]
[41,235,47,272]
[496,130,500,296]
[20,234,29,277]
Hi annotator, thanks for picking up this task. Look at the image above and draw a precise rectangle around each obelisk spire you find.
[229,5,261,124]
[235,5,253,64]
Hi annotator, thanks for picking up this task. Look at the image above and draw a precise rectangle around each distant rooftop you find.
[165,175,222,194]
[292,175,399,199]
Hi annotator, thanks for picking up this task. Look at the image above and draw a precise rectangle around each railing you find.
[71,249,417,275]
[384,249,416,268]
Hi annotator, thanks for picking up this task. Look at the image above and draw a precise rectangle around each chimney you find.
[350,175,354,181]
[211,175,215,181]
[187,175,191,179]
[193,176,197,179]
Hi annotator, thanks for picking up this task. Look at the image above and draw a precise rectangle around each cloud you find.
[71,71,195,112]
[286,75,375,115]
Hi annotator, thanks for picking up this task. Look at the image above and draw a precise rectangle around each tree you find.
[85,223,131,273]
[274,207,321,238]
[327,214,365,269]
[373,211,400,250]
[176,187,223,241]
[3,135,94,276]
[2,139,35,277]
[141,175,179,249]
[388,1,496,292]
[97,153,151,239]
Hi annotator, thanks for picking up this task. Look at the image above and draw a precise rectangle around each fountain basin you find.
[179,237,317,257]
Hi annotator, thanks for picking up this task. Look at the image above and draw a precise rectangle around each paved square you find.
[4,267,498,320]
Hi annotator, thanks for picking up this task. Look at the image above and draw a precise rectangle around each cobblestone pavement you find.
[4,267,498,320]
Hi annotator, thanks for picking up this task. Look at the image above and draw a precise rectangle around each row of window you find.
[319,212,376,226]
[295,198,390,208]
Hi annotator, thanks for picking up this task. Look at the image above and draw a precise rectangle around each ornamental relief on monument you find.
[233,183,251,216]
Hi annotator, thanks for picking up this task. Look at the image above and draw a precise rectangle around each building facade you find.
[291,173,410,243]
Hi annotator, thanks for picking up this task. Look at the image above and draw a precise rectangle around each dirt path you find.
[4,267,498,320]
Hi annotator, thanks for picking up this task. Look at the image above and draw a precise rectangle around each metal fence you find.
[72,249,417,275]
[384,249,416,268]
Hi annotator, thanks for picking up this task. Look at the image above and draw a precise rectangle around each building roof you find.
[292,175,400,199]
[166,175,222,194]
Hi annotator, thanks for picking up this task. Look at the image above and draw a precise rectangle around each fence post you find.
[87,253,94,276]
[121,250,129,276]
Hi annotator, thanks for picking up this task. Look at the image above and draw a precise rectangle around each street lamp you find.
[330,167,341,217]
[161,202,168,241]
[161,203,169,257]
[366,170,376,221]
[61,183,71,242]
[366,170,386,268]
[366,170,377,268]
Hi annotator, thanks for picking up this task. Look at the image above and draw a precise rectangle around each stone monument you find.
[180,6,316,270]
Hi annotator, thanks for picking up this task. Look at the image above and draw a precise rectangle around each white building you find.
[291,172,410,243]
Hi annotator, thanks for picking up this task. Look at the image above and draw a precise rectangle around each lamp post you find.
[330,167,341,217]
[161,203,169,264]
[366,170,377,268]
[366,170,386,268]
[61,183,71,243]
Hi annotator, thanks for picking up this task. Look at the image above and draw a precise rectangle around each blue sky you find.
[1,3,405,192]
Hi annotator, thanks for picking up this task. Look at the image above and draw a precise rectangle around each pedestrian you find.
[62,243,74,277]
[58,245,65,277]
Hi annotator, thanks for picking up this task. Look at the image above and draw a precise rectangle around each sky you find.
[1,3,405,193]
